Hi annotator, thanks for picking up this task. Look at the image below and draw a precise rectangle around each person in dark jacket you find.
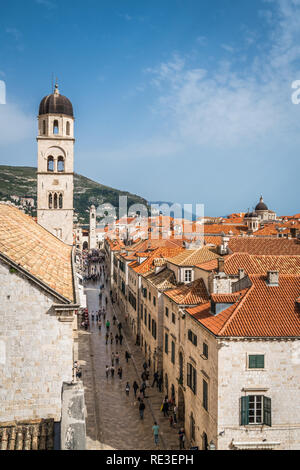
[139,400,145,419]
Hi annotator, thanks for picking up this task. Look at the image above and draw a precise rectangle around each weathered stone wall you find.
[217,339,300,450]
[0,261,74,423]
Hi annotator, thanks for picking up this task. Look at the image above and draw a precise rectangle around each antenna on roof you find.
[51,73,54,93]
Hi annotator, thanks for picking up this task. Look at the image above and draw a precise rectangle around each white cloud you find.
[143,0,300,150]
[0,103,34,144]
[35,0,56,9]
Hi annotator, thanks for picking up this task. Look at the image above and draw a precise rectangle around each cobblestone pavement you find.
[78,268,182,451]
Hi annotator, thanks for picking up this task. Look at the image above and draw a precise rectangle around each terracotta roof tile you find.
[164,278,209,305]
[228,237,300,255]
[0,204,74,302]
[187,274,300,337]
[167,246,219,266]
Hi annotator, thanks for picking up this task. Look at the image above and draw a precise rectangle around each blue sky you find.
[0,0,300,216]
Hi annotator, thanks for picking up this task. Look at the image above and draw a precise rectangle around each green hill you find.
[0,165,148,224]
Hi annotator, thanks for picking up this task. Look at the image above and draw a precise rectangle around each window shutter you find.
[240,396,249,425]
[263,396,272,427]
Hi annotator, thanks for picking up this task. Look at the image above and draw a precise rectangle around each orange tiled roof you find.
[197,252,300,275]
[228,237,300,255]
[164,278,209,305]
[0,203,74,302]
[187,274,300,337]
[167,246,219,266]
[129,246,184,274]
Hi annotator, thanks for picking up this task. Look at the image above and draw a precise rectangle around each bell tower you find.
[37,82,74,245]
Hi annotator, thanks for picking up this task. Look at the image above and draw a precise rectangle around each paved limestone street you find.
[78,264,182,450]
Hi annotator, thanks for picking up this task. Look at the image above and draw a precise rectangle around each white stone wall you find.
[0,261,74,423]
[217,339,300,450]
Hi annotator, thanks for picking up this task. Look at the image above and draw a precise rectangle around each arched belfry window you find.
[43,120,46,135]
[48,193,53,209]
[59,193,63,209]
[53,120,59,135]
[57,156,65,172]
[54,193,58,209]
[66,121,70,136]
[47,156,54,172]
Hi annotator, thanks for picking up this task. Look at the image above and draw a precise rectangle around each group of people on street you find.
[85,259,186,450]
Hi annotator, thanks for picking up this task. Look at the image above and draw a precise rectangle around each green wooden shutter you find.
[240,396,249,425]
[249,354,265,368]
[263,396,272,426]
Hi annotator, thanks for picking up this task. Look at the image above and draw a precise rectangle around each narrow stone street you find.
[78,267,181,450]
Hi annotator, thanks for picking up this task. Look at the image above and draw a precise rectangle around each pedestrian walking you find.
[152,371,159,388]
[106,320,110,331]
[113,314,117,325]
[110,365,115,378]
[105,365,109,379]
[133,381,139,398]
[119,333,123,345]
[125,382,130,396]
[162,396,169,417]
[178,428,185,449]
[152,422,159,446]
[117,366,123,379]
[125,351,130,363]
[158,374,163,392]
[111,352,115,366]
[105,332,109,345]
[118,322,122,333]
[98,319,102,331]
[115,333,119,345]
[110,332,114,345]
[115,352,119,365]
[91,312,94,321]
[169,414,174,427]
[139,400,145,420]
[173,404,178,424]
[143,361,147,371]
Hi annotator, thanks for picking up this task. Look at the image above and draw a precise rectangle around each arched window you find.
[43,120,46,135]
[57,156,64,172]
[59,193,63,209]
[66,121,70,135]
[165,373,168,394]
[54,193,58,209]
[47,156,54,172]
[171,384,175,400]
[53,120,59,135]
[48,193,53,209]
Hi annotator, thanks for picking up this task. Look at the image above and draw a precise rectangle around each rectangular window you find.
[144,309,147,325]
[203,379,208,410]
[149,292,151,301]
[148,313,151,331]
[153,296,156,306]
[184,269,192,282]
[152,319,157,339]
[240,395,272,426]
[165,333,169,354]
[203,342,208,359]
[188,329,197,346]
[165,307,169,317]
[172,312,176,324]
[171,341,175,364]
[248,354,265,369]
[187,363,197,394]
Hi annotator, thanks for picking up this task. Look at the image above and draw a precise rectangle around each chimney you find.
[218,258,225,273]
[267,270,279,286]
[238,268,245,280]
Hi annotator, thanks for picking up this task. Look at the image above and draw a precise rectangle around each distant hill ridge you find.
[0,165,148,224]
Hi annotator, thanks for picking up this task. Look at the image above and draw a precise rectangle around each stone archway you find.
[178,386,185,424]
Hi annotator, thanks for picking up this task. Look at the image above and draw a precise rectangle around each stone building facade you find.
[37,83,74,245]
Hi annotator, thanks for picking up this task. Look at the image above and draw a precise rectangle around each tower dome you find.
[255,195,268,211]
[39,83,73,117]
